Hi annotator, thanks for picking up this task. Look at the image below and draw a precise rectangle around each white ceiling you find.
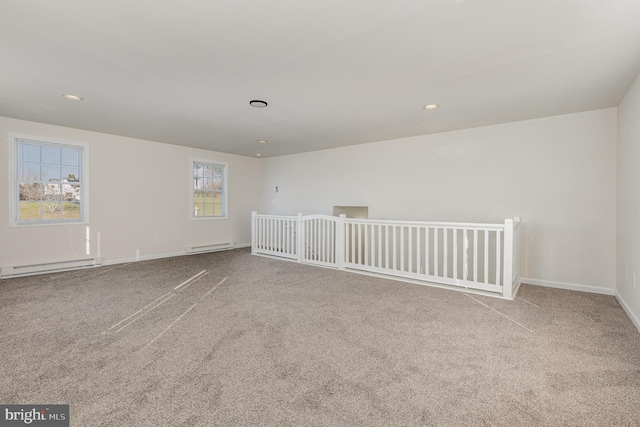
[1,0,640,158]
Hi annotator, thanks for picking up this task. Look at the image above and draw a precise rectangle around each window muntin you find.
[15,138,84,224]
[192,161,226,218]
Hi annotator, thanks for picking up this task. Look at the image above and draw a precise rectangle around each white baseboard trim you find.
[615,292,640,333]
[521,277,615,296]
[1,244,253,279]
[1,257,103,279]
[232,243,251,249]
[90,244,252,269]
[102,251,184,267]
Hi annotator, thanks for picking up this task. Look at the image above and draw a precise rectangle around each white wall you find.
[0,116,260,269]
[617,71,640,330]
[260,109,618,293]
[0,108,621,298]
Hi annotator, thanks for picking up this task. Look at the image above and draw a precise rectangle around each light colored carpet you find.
[1,248,639,426]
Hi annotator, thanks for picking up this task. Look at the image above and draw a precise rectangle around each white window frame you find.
[9,133,90,227]
[190,159,228,220]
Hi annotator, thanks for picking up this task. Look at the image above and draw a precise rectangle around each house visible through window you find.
[15,138,84,224]
[192,161,226,218]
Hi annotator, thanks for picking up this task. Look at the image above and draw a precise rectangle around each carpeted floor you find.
[1,248,639,426]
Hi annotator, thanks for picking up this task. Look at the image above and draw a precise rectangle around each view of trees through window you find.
[193,161,225,217]
[17,139,83,223]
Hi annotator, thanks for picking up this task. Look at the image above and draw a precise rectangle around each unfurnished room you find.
[1,1,640,426]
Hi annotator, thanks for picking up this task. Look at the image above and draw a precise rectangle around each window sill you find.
[190,216,228,221]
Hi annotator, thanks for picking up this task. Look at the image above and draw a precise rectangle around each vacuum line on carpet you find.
[103,290,174,334]
[144,276,229,348]
[175,271,209,292]
[463,293,534,333]
[145,303,198,348]
[102,270,210,335]
[515,296,540,308]
[174,270,208,290]
[200,276,228,300]
[112,294,176,333]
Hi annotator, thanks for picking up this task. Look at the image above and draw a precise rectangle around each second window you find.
[192,161,226,218]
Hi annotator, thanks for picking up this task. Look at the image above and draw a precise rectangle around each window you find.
[192,161,226,218]
[13,137,85,225]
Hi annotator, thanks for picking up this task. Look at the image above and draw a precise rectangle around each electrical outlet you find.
[633,272,637,288]
[153,234,159,242]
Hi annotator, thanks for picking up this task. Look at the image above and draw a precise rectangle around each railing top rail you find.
[253,212,516,231]
[343,217,506,230]
[300,214,337,220]
[252,214,299,220]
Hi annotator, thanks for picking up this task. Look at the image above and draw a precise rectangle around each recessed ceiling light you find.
[257,139,267,144]
[250,100,268,108]
[423,104,439,110]
[256,153,262,157]
[63,94,83,101]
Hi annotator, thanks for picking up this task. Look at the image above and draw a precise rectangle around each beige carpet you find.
[1,248,639,426]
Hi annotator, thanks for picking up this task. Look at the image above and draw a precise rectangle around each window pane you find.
[213,178,222,190]
[204,204,214,216]
[204,164,214,179]
[203,178,214,190]
[19,201,41,221]
[42,208,62,220]
[42,164,61,181]
[19,183,41,201]
[43,191,62,220]
[42,146,61,164]
[62,202,81,219]
[42,184,61,213]
[44,183,61,198]
[62,166,79,182]
[64,184,81,201]
[213,192,224,216]
[21,144,40,162]
[203,192,214,204]
[19,162,40,181]
[194,202,205,216]
[61,148,79,166]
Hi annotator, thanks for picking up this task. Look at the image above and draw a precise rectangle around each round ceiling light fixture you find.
[423,104,439,110]
[257,139,267,144]
[250,100,268,108]
[63,94,83,101]
[256,153,262,157]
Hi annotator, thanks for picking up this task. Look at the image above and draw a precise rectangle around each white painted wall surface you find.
[260,109,618,293]
[0,116,260,269]
[617,72,640,330]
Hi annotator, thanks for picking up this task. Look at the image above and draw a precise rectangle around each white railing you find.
[251,212,521,300]
[251,214,299,260]
[300,214,341,268]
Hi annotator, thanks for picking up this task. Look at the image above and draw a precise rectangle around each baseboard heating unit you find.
[1,257,103,279]
[184,242,233,255]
